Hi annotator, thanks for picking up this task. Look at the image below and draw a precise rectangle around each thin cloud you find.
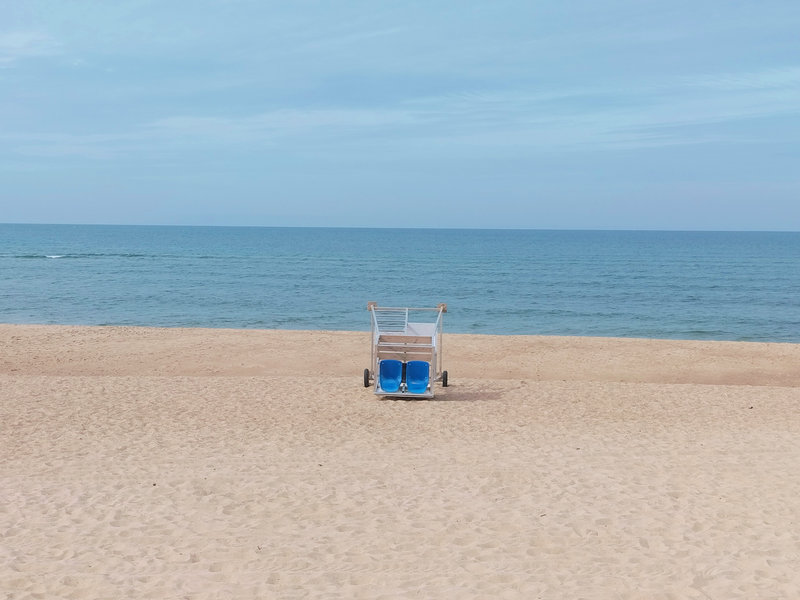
[3,131,141,159]
[1,108,419,159]
[4,63,799,161]
[147,108,419,141]
[406,66,800,150]
[0,31,61,66]
[292,26,406,53]
[691,66,800,91]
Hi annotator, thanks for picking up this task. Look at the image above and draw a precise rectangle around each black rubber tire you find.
[363,368,371,388]
[442,370,449,387]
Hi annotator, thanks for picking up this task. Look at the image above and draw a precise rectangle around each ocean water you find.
[1,224,799,342]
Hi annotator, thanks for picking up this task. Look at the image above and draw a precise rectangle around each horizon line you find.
[2,222,799,234]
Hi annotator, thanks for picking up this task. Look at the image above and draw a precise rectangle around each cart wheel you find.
[363,368,371,388]
[442,370,449,387]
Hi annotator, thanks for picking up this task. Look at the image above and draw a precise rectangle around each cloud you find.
[0,107,418,160]
[4,62,799,163]
[291,26,405,54]
[0,30,61,66]
[691,66,800,91]
[408,65,800,151]
[145,108,419,144]
[2,132,138,159]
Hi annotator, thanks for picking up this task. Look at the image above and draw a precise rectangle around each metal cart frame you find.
[364,302,449,397]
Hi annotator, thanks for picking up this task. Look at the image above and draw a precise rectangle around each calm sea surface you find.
[1,224,799,342]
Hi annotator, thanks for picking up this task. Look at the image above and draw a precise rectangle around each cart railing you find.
[367,302,447,387]
[367,303,446,330]
[371,307,409,333]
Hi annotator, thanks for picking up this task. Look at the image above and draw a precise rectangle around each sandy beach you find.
[3,324,800,599]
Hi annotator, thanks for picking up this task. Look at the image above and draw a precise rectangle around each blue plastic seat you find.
[406,361,430,394]
[379,359,403,393]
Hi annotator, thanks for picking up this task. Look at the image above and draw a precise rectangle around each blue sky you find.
[2,1,799,229]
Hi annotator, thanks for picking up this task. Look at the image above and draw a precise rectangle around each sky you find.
[1,0,799,230]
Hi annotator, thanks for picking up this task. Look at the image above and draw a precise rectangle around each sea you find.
[1,224,799,342]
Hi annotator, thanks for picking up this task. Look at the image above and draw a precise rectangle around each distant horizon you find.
[3,221,799,233]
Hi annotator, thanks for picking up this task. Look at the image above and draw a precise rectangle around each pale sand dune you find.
[2,325,800,599]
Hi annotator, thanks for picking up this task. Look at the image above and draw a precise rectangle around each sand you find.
[2,324,800,599]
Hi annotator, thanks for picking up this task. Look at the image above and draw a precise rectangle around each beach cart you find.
[364,302,449,398]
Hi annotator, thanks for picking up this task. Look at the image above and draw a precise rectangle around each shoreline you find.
[2,323,799,386]
[4,320,800,344]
